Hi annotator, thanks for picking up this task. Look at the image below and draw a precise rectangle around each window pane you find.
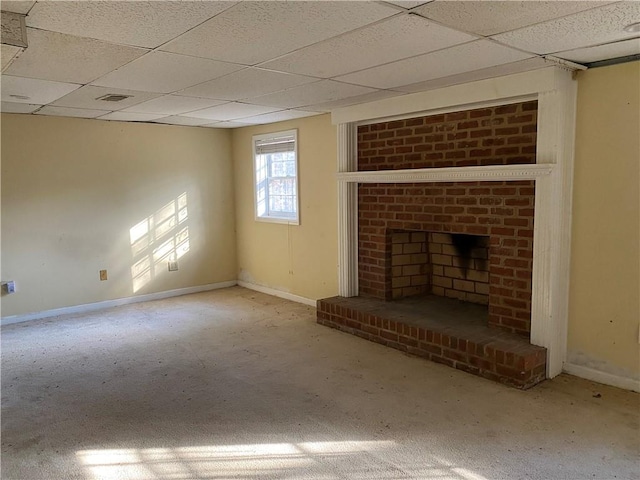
[268,178,295,196]
[256,154,268,183]
[270,158,295,178]
[253,129,298,222]
[269,195,296,215]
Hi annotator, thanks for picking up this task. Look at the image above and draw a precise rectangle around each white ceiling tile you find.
[260,14,476,79]
[335,40,533,89]
[152,116,215,127]
[35,105,110,119]
[187,102,282,121]
[1,1,35,15]
[204,121,255,129]
[416,1,613,37]
[26,1,237,48]
[397,57,551,93]
[92,52,242,93]
[121,95,227,115]
[1,101,41,113]
[554,38,640,64]
[1,44,22,71]
[179,68,318,101]
[91,51,243,94]
[492,2,640,54]
[98,112,166,122]
[384,1,432,9]
[1,75,80,104]
[161,1,398,65]
[247,80,378,109]
[5,28,148,84]
[307,90,407,112]
[52,85,161,111]
[236,110,321,125]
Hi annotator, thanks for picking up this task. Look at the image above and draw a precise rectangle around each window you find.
[253,129,299,224]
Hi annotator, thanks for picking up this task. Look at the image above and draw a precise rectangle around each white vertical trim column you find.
[337,123,358,297]
[531,68,578,377]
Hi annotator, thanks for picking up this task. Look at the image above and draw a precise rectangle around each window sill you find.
[255,215,300,226]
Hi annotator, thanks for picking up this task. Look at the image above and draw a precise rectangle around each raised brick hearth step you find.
[317,295,546,389]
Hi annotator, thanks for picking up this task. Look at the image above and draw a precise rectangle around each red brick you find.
[357,103,536,333]
[491,227,516,236]
[380,330,398,341]
[458,120,479,129]
[507,135,534,145]
[444,349,466,362]
[496,104,518,114]
[470,129,493,138]
[495,127,519,135]
[470,109,492,118]
[425,114,446,124]
[508,114,534,124]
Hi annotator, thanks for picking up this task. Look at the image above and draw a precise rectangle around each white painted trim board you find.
[563,363,640,393]
[2,281,316,326]
[1,281,237,326]
[337,164,553,183]
[237,281,316,307]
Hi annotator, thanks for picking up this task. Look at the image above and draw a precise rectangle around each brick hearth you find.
[317,295,546,389]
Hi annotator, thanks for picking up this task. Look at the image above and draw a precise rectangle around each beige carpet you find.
[2,286,638,480]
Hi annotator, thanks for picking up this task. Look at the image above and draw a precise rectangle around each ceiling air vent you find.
[96,94,132,102]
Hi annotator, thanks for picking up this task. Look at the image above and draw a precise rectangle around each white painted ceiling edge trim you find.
[331,66,566,125]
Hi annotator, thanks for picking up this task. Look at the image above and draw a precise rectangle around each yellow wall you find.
[1,114,236,317]
[568,61,640,379]
[232,114,338,301]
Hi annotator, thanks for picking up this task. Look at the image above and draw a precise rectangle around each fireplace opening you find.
[451,233,487,277]
[390,230,489,306]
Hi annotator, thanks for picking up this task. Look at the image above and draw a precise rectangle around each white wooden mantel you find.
[331,67,578,378]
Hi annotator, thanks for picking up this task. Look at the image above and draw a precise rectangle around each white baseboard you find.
[236,281,316,307]
[1,281,237,326]
[563,363,640,393]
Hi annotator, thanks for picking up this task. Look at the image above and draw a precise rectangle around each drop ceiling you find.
[1,1,638,129]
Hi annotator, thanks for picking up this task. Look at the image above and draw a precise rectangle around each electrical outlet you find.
[3,281,16,294]
[99,270,108,281]
[168,261,178,272]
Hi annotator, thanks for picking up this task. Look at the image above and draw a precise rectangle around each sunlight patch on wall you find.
[129,193,189,293]
[76,440,490,480]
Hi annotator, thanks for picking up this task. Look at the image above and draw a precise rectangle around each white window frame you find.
[252,129,300,225]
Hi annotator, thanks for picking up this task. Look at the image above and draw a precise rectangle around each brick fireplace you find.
[357,101,537,336]
[318,101,547,389]
[358,179,535,336]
